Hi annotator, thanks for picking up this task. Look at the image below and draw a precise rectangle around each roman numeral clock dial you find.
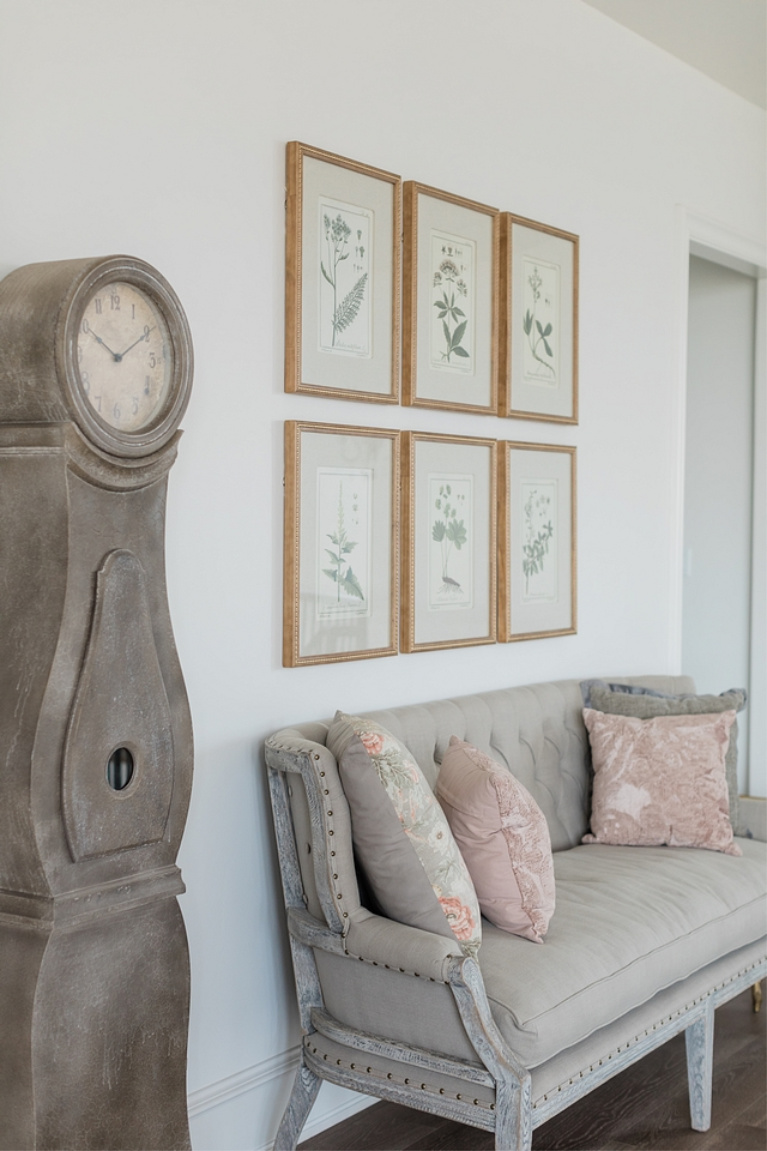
[77,281,173,433]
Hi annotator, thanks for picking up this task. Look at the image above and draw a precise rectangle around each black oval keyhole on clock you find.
[107,747,134,791]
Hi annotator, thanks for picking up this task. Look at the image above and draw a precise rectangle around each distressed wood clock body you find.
[0,256,193,1150]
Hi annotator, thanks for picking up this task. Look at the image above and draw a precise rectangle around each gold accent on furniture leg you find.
[753,982,763,1013]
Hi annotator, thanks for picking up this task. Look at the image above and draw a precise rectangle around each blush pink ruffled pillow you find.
[582,709,741,856]
[435,737,555,943]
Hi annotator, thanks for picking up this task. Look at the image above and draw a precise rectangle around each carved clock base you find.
[0,888,191,1151]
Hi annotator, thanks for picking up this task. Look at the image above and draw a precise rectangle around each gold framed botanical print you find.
[403,183,499,414]
[500,213,579,423]
[285,142,401,403]
[283,421,399,665]
[498,441,576,642]
[401,431,497,652]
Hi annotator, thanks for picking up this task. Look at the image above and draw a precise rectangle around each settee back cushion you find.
[291,675,694,853]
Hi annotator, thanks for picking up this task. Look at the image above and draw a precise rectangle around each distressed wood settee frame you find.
[265,679,767,1151]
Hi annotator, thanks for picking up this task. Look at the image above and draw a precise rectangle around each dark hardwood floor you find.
[299,984,765,1151]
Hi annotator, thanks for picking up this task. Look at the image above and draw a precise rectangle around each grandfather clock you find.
[0,256,194,1149]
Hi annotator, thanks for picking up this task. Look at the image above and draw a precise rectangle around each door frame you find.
[672,207,767,794]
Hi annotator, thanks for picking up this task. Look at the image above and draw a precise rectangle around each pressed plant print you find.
[521,480,558,601]
[318,197,372,356]
[522,257,560,387]
[316,468,371,618]
[430,230,475,373]
[428,474,473,609]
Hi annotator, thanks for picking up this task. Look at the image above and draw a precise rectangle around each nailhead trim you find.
[341,947,443,982]
[305,1038,493,1111]
[532,960,765,1109]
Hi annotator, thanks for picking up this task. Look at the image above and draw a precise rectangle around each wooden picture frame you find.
[498,441,576,642]
[403,182,499,414]
[401,431,496,652]
[285,142,401,404]
[500,213,579,423]
[283,421,399,666]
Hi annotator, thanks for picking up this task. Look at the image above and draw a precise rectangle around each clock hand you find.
[87,327,121,360]
[117,325,155,360]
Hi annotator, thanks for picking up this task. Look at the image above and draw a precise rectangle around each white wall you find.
[0,2,763,1148]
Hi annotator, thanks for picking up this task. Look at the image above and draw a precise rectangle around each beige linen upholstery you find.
[479,839,765,1066]
[313,838,765,1069]
[740,796,767,840]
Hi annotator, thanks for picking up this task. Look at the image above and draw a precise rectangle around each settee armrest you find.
[740,796,767,842]
[345,907,465,983]
[265,725,331,762]
[288,904,464,984]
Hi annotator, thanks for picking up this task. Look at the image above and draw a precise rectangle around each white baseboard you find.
[187,1045,373,1150]
[187,1045,300,1119]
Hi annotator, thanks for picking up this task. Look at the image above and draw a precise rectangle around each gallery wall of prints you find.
[283,142,578,667]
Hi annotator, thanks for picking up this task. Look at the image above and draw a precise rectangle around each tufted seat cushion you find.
[478,838,767,1067]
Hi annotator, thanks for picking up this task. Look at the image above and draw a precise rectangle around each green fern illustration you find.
[334,273,368,336]
[322,212,367,348]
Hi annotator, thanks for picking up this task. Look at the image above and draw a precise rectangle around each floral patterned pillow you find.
[327,713,481,958]
[436,738,555,943]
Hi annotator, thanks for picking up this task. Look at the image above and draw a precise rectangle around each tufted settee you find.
[264,676,767,1150]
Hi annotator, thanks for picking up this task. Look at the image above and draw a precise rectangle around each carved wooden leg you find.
[273,1055,322,1151]
[685,1000,714,1132]
[753,981,763,1013]
[494,1077,533,1151]
[445,958,533,1151]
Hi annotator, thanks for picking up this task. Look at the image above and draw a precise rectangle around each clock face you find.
[76,282,173,432]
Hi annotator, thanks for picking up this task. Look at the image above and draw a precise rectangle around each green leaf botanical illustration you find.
[322,481,365,604]
[522,488,554,596]
[334,272,368,334]
[322,212,367,347]
[523,265,555,377]
[432,483,468,593]
[433,258,470,363]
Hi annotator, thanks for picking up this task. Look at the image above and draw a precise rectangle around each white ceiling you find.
[582,0,767,108]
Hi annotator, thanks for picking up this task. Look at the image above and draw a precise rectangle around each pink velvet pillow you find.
[435,737,555,943]
[582,709,741,856]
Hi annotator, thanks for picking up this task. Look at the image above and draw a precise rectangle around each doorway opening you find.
[681,233,765,798]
